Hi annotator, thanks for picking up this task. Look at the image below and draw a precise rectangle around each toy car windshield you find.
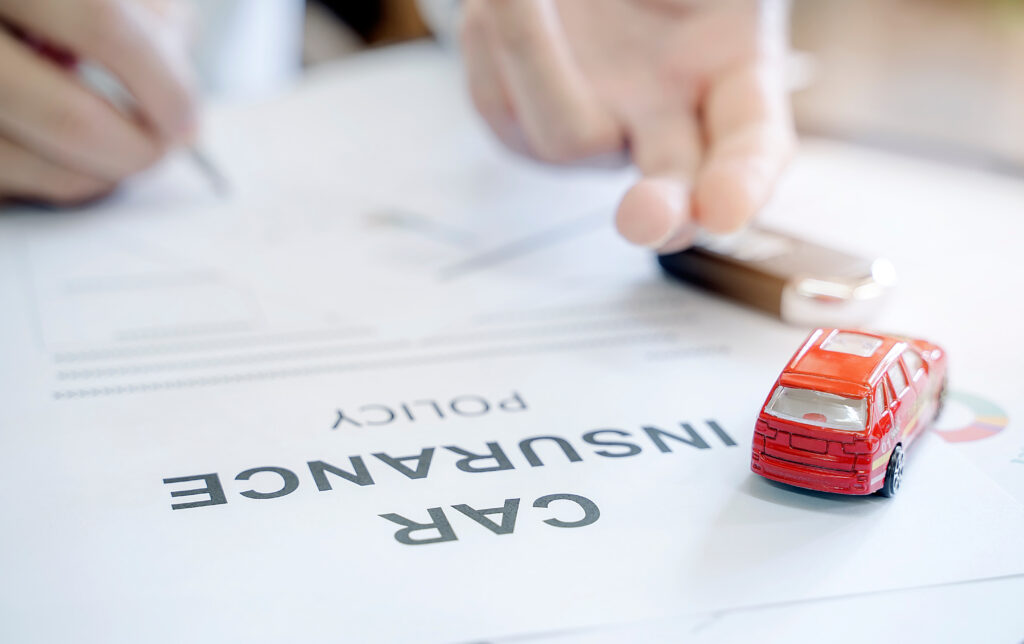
[764,387,868,431]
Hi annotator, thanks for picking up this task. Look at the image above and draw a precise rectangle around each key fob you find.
[658,225,896,326]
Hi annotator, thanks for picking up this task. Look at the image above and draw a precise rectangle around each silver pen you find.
[80,63,229,197]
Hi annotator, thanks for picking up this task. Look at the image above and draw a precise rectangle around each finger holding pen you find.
[0,0,198,205]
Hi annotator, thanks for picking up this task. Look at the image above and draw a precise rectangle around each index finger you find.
[694,62,795,233]
[615,110,704,252]
[0,0,197,143]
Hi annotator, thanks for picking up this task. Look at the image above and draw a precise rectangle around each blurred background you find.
[790,0,1024,174]
[194,0,1024,174]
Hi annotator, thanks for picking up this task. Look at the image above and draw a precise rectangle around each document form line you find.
[54,313,696,380]
[52,326,376,363]
[51,331,678,399]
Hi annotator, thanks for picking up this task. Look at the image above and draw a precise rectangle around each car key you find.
[658,224,896,326]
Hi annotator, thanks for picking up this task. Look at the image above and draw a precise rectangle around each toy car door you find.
[900,348,928,439]
[886,359,918,440]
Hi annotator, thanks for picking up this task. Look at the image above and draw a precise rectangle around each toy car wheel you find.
[879,445,905,498]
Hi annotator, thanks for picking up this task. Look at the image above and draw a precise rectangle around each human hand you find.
[0,0,197,205]
[460,0,795,252]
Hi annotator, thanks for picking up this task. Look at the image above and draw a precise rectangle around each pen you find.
[186,145,230,197]
[79,63,230,198]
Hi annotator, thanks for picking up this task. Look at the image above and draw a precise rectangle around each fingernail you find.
[654,221,700,254]
[615,177,689,248]
[643,224,681,250]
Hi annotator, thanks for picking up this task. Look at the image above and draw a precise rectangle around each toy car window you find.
[902,350,924,380]
[883,375,896,402]
[872,383,887,422]
[888,362,908,396]
[765,387,868,431]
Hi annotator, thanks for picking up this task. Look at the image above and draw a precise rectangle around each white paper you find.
[523,574,1024,643]
[1,43,1023,643]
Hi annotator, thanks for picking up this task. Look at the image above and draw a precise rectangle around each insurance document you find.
[1,44,1022,643]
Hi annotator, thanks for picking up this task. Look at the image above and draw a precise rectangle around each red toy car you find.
[750,328,947,497]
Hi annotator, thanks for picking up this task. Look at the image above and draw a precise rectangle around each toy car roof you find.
[780,328,905,397]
